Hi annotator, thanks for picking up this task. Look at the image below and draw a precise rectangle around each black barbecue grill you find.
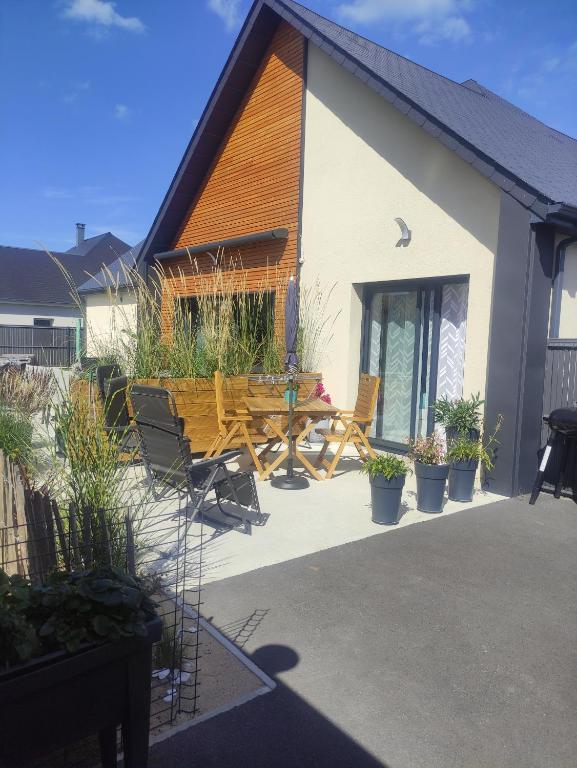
[529,408,577,504]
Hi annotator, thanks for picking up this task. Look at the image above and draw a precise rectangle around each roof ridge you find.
[0,244,67,254]
[273,0,479,92]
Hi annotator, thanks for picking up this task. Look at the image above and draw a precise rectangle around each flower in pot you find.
[361,454,411,525]
[433,392,484,444]
[407,432,448,513]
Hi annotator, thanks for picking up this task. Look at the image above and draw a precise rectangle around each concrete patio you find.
[183,445,504,584]
[128,444,504,586]
[149,493,577,768]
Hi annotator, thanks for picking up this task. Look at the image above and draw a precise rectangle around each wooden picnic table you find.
[243,396,338,481]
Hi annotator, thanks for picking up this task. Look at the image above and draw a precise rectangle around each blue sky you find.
[1,0,576,252]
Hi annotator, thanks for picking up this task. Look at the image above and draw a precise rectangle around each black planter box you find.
[0,616,162,768]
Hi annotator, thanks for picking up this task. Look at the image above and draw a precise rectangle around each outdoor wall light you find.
[394,217,411,247]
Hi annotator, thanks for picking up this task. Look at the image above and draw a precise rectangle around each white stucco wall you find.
[0,303,79,327]
[300,45,501,408]
[84,289,137,356]
[557,241,577,338]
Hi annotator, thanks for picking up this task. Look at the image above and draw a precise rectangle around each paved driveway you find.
[149,496,577,768]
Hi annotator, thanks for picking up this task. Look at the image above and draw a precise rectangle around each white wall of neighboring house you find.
[299,44,502,409]
[84,289,137,356]
[557,241,577,338]
[0,303,80,327]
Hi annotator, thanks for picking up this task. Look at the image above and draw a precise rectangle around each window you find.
[33,318,54,327]
[177,291,276,366]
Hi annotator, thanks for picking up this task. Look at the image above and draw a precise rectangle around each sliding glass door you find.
[362,279,469,450]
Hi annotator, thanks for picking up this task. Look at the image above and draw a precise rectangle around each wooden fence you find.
[0,450,135,583]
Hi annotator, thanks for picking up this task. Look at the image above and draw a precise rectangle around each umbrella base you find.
[271,474,310,490]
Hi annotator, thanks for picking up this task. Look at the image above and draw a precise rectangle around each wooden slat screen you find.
[158,22,305,338]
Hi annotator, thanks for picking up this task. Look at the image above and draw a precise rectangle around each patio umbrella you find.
[284,275,299,373]
[272,275,309,489]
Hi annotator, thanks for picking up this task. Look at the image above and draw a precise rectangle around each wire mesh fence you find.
[0,449,205,742]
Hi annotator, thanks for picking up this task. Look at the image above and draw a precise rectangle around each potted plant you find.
[446,418,501,502]
[433,392,484,443]
[407,433,448,513]
[0,566,162,767]
[445,437,491,502]
[361,454,410,525]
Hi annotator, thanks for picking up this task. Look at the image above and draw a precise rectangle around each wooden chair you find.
[208,371,276,479]
[315,374,380,479]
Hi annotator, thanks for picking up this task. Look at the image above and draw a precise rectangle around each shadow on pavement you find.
[147,643,389,768]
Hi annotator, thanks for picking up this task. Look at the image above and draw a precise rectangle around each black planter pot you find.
[369,473,406,525]
[448,459,478,502]
[445,426,480,444]
[0,616,162,768]
[414,462,449,513]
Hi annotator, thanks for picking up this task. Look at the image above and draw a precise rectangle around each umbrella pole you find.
[271,374,309,490]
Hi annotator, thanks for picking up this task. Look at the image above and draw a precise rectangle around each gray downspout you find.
[550,235,577,338]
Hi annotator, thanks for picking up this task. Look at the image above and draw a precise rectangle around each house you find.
[139,0,577,497]
[0,224,130,364]
[0,225,130,328]
[78,241,142,356]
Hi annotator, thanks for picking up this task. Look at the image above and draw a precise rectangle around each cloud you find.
[40,185,139,206]
[42,187,74,200]
[63,80,91,104]
[207,0,242,32]
[417,15,471,44]
[114,103,130,121]
[338,0,458,23]
[337,0,472,44]
[62,0,145,34]
[503,39,577,102]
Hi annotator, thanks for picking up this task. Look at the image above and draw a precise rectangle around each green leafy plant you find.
[446,436,494,470]
[0,405,33,472]
[0,566,157,668]
[407,433,446,465]
[433,393,484,435]
[361,454,411,480]
[0,570,39,669]
[30,567,156,654]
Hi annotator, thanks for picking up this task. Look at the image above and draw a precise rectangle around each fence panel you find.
[0,324,76,366]
[541,339,577,443]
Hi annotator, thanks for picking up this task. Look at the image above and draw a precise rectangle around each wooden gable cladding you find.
[159,21,304,336]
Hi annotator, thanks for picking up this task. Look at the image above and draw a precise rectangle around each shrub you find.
[407,433,446,465]
[446,436,494,470]
[0,367,55,415]
[360,454,410,480]
[433,393,484,434]
[0,405,33,472]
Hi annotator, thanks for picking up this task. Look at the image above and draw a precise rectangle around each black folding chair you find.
[96,364,121,403]
[103,375,139,454]
[130,384,260,531]
[529,408,577,504]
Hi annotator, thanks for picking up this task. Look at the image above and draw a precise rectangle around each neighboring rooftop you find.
[0,230,130,306]
[78,241,143,295]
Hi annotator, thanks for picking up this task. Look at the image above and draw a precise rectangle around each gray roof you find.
[0,233,130,306]
[276,0,577,208]
[78,241,143,294]
[140,0,577,269]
